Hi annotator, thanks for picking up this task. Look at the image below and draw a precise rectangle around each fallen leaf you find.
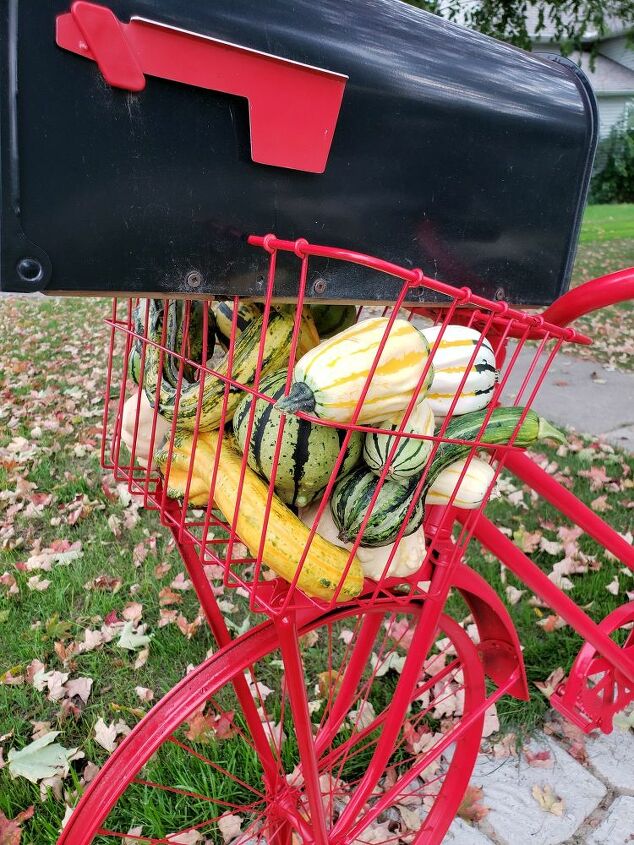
[7,733,77,784]
[64,677,93,703]
[123,826,144,845]
[535,667,566,699]
[457,784,489,823]
[606,576,620,596]
[524,748,553,768]
[134,686,154,703]
[531,783,565,816]
[0,805,34,844]
[117,621,151,651]
[217,814,242,844]
[505,585,525,605]
[166,831,202,844]
[122,603,143,623]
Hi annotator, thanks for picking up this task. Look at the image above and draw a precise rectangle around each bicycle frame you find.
[85,241,633,845]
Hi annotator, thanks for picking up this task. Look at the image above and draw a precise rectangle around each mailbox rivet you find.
[313,277,327,295]
[16,257,44,284]
[186,270,203,289]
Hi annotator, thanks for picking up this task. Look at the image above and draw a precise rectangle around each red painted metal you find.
[451,563,529,700]
[77,234,634,845]
[58,603,486,845]
[56,2,347,173]
[551,602,634,733]
[542,267,634,327]
[462,512,634,686]
[504,449,634,570]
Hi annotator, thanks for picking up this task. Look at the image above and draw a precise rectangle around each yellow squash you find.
[155,433,364,601]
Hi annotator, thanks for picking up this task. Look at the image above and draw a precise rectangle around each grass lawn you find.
[0,210,633,840]
[567,204,634,370]
[578,203,634,243]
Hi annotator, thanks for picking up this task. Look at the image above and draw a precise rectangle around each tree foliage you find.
[590,105,634,203]
[404,2,634,55]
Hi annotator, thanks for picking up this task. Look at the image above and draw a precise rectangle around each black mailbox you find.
[0,0,597,304]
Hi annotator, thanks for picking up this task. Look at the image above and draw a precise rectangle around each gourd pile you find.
[122,300,566,601]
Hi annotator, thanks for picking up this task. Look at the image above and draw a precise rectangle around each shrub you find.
[589,104,634,203]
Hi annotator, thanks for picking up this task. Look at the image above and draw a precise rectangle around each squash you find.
[300,503,426,580]
[233,369,363,507]
[143,302,295,432]
[213,301,319,361]
[422,325,498,417]
[332,407,566,546]
[212,300,263,349]
[425,456,495,508]
[363,399,435,484]
[120,390,171,469]
[330,467,424,547]
[155,432,364,601]
[310,304,357,339]
[276,317,433,425]
[130,300,215,387]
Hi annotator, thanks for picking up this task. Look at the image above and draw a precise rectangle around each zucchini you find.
[332,406,565,546]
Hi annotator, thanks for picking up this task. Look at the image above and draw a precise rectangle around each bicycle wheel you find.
[58,600,486,845]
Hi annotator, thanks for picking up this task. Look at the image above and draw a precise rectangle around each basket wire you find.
[102,235,590,618]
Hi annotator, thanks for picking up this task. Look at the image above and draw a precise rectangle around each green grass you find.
[566,204,634,370]
[579,203,634,243]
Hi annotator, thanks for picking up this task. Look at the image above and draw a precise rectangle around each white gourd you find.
[121,390,171,468]
[422,325,498,417]
[300,503,426,580]
[425,457,495,508]
[278,317,432,425]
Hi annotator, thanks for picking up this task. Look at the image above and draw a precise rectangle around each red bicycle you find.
[57,237,634,845]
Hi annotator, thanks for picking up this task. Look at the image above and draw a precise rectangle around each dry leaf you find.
[457,784,489,823]
[0,805,34,844]
[217,814,243,844]
[531,783,565,816]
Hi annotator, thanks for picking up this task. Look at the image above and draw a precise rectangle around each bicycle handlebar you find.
[541,267,634,327]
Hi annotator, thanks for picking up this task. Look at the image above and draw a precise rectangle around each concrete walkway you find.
[445,713,634,844]
[503,347,634,453]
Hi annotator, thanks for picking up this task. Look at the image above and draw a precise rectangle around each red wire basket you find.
[102,235,590,618]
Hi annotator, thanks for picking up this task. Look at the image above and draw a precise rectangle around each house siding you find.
[596,95,630,138]
[599,36,634,73]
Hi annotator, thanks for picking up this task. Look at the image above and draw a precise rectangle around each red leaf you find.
[0,806,34,845]
[457,785,489,823]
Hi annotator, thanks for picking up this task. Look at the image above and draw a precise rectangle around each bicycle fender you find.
[452,564,529,700]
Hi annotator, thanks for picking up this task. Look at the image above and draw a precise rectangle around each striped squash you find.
[233,369,363,508]
[276,317,433,425]
[300,502,426,580]
[363,399,435,484]
[330,467,424,547]
[214,302,319,360]
[156,432,364,601]
[212,301,263,349]
[130,299,215,386]
[333,407,566,545]
[425,456,495,508]
[422,325,498,417]
[143,302,295,432]
[310,304,357,338]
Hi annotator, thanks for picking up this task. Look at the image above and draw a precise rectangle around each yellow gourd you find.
[155,433,364,601]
